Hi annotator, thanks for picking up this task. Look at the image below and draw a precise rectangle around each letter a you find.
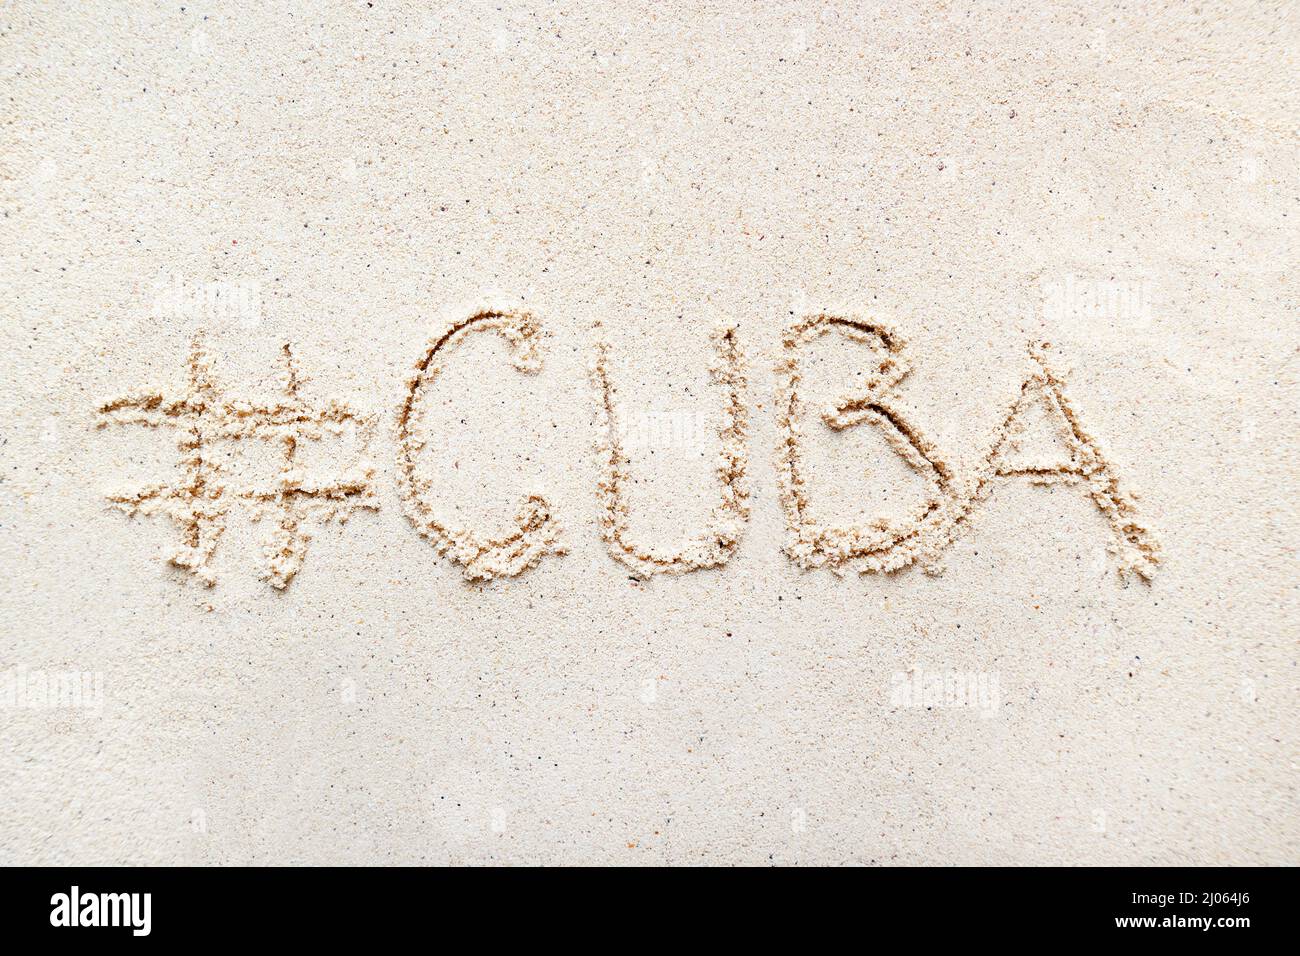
[988,343,1161,580]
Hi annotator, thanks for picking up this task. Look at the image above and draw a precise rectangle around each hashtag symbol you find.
[235,343,377,588]
[97,335,376,588]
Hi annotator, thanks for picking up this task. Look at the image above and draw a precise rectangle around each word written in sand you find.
[99,308,1160,587]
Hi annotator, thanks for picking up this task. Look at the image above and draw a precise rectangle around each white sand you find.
[1,2,1295,864]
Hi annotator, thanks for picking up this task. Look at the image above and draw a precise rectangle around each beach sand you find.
[1,2,1295,864]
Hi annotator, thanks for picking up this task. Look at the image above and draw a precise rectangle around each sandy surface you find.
[1,2,1296,865]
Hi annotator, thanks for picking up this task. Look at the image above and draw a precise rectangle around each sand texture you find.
[1,2,1296,865]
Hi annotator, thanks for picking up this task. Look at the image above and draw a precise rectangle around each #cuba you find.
[97,304,1160,588]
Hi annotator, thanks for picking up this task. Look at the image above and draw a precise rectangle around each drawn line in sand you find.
[234,344,378,589]
[592,321,750,577]
[97,335,377,588]
[396,307,566,582]
[99,314,1159,588]
[776,314,1160,581]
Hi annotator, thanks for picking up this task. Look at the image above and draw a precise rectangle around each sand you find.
[1,2,1295,865]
